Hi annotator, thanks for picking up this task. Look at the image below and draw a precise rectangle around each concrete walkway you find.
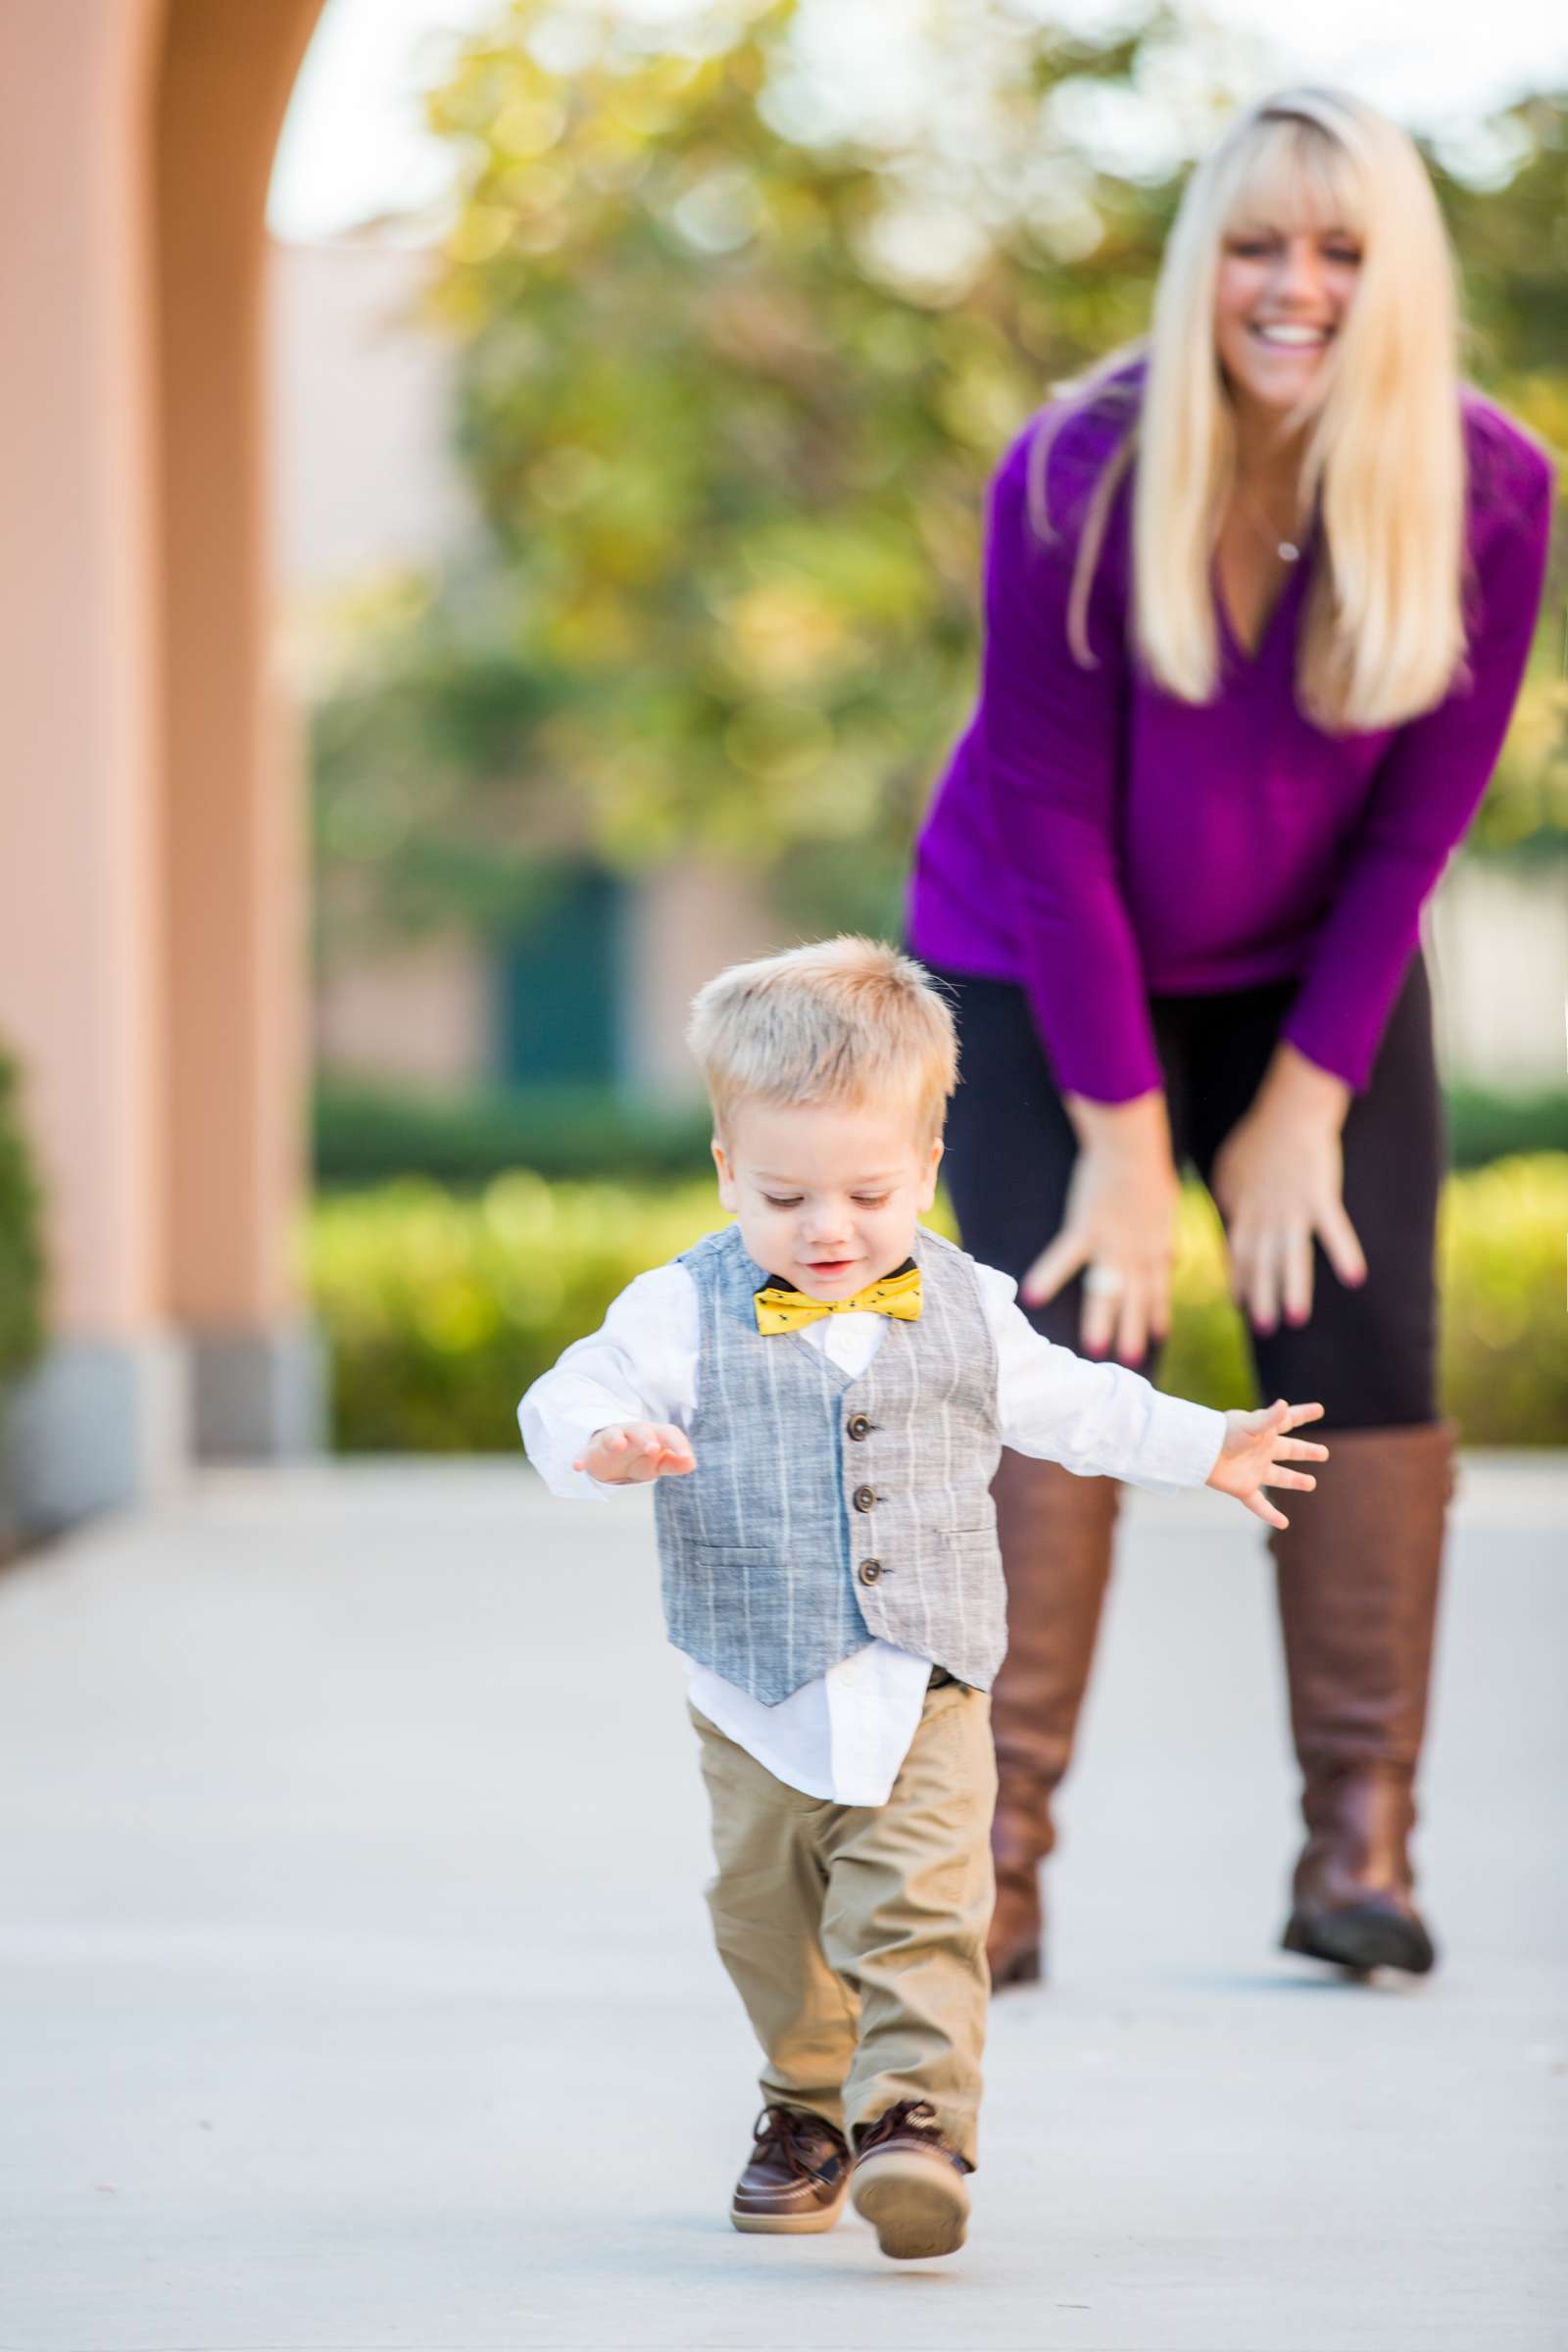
[0,1456,1563,2352]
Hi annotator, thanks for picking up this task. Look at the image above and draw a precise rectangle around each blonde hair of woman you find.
[1037,87,1468,733]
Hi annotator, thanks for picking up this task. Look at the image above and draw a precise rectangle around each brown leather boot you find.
[1271,1421,1454,1977]
[987,1453,1120,1989]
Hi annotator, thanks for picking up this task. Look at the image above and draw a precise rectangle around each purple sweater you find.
[906,390,1554,1102]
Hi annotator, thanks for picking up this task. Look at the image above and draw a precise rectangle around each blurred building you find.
[271,231,776,1102]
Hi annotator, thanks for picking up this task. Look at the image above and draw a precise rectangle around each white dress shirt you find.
[519,1250,1224,1807]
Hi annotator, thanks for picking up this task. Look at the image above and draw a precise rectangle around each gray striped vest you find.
[652,1222,1005,1704]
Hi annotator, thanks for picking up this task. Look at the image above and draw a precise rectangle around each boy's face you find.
[711,1096,943,1302]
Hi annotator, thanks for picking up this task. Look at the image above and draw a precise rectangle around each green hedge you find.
[309,1154,1568,1453]
[0,1045,46,1392]
[315,1078,713,1189]
[316,1074,1568,1189]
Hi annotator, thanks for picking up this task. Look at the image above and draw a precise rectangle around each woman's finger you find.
[1147,1260,1172,1347]
[1225,1218,1255,1308]
[1248,1241,1281,1335]
[1080,1270,1123,1357]
[1282,1222,1313,1326]
[1318,1197,1368,1290]
[1022,1229,1089,1306]
[1115,1281,1150,1367]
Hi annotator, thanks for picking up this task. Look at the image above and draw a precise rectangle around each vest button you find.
[858,1558,882,1586]
[853,1484,876,1512]
[847,1414,872,1442]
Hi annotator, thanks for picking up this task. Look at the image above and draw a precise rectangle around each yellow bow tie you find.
[754,1261,923,1336]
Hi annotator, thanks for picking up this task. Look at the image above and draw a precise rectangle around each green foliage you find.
[0,1046,47,1391]
[311,0,1182,947]
[311,1171,721,1450]
[1438,1156,1568,1444]
[316,1074,714,1187]
[1446,1081,1568,1166]
[309,1156,1568,1453]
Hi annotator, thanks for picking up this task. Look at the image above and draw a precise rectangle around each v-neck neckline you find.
[1212,531,1313,673]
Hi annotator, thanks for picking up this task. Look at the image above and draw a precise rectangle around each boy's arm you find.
[982,1266,1223,1492]
[982,1268,1327,1525]
[517,1264,697,1500]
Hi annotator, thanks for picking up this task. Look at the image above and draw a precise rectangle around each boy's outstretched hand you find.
[1206,1399,1328,1530]
[574,1422,697,1484]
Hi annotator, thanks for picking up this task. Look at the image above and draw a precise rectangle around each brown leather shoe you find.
[1271,1422,1453,1977]
[730,2105,850,2234]
[850,2099,971,2260]
[987,1453,1120,1988]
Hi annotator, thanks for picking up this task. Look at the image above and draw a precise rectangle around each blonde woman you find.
[906,89,1554,1987]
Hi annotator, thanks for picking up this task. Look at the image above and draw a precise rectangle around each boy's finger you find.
[1280,1438,1329,1461]
[1247,1491,1289,1531]
[1285,1400,1325,1428]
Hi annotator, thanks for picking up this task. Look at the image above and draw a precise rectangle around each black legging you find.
[929,958,1444,1430]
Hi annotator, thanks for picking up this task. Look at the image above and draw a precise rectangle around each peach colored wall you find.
[0,0,324,1350]
[156,0,325,1327]
[0,0,168,1335]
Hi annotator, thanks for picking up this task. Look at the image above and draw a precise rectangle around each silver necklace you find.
[1236,477,1302,564]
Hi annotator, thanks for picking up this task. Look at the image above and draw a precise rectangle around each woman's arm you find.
[1211,427,1553,1333]
[980,422,1163,1107]
[1282,430,1554,1093]
[978,421,1181,1358]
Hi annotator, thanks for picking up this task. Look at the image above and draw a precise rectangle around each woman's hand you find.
[1206,1398,1328,1530]
[1211,1045,1367,1334]
[573,1423,696,1483]
[1022,1091,1180,1363]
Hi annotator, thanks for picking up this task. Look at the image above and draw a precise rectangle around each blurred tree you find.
[312,0,1566,962]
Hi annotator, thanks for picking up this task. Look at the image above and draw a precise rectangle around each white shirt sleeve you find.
[516,1262,699,1501]
[975,1260,1225,1494]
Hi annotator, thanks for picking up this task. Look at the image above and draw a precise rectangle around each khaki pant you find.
[691,1677,997,2167]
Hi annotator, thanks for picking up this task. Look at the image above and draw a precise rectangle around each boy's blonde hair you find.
[688,937,957,1143]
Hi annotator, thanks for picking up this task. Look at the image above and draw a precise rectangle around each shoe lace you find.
[751,2104,843,2181]
[854,2098,944,2157]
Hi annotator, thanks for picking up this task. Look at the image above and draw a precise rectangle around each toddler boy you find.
[518,938,1325,2261]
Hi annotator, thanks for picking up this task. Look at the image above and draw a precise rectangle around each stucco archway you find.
[0,0,328,1526]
